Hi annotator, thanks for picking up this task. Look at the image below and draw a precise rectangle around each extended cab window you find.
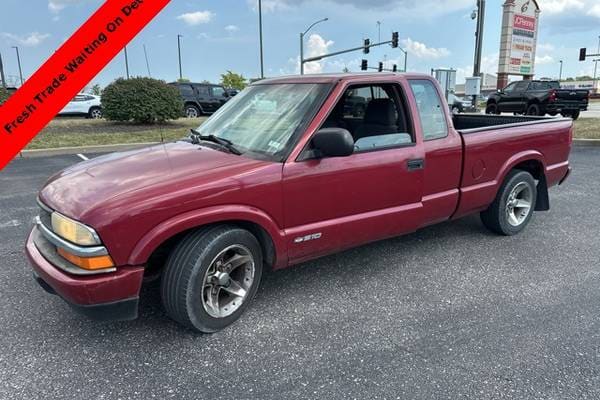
[321,83,413,152]
[179,85,194,96]
[409,80,447,141]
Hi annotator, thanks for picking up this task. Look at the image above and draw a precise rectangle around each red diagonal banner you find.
[0,0,171,170]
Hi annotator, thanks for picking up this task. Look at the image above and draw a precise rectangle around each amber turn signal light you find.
[57,248,115,270]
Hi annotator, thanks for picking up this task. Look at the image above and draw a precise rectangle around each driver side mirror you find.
[312,128,354,158]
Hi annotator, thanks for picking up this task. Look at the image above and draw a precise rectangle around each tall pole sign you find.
[497,0,540,89]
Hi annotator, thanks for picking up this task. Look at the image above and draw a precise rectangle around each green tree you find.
[102,77,183,123]
[90,84,102,96]
[0,87,9,105]
[576,75,593,81]
[220,71,247,90]
[177,78,191,83]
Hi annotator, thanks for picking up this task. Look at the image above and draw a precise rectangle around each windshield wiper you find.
[190,129,242,155]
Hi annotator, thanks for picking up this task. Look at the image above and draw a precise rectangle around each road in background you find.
[581,101,600,118]
[1,148,600,399]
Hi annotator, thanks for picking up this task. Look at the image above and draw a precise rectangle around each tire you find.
[161,225,263,333]
[184,104,201,118]
[570,110,580,120]
[526,103,541,116]
[548,111,558,116]
[485,103,499,115]
[88,107,103,119]
[480,170,537,236]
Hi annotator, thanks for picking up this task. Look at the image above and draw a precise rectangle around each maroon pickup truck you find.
[26,73,572,332]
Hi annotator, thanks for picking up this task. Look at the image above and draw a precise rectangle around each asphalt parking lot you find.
[1,146,599,399]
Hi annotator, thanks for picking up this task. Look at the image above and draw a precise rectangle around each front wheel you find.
[485,103,499,115]
[161,226,263,333]
[480,170,537,236]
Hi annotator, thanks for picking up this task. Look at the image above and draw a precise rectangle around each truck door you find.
[282,81,424,264]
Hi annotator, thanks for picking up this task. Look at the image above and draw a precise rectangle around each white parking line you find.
[0,220,21,229]
[76,154,89,161]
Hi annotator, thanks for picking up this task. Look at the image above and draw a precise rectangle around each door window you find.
[503,82,517,93]
[408,80,448,141]
[513,81,529,92]
[178,85,194,96]
[194,86,210,96]
[319,83,413,153]
[212,86,226,98]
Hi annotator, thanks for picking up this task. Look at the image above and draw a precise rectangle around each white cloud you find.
[401,38,450,59]
[176,11,215,26]
[535,55,555,65]
[0,32,51,47]
[542,0,585,14]
[304,33,334,74]
[225,25,240,34]
[48,0,92,13]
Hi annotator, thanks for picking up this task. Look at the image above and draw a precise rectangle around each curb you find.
[19,142,160,158]
[573,139,600,147]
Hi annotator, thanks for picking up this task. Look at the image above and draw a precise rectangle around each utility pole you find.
[472,0,485,108]
[124,46,130,79]
[300,17,329,75]
[143,44,151,77]
[595,35,600,95]
[377,21,381,43]
[12,46,23,86]
[559,60,563,81]
[0,51,6,89]
[258,0,264,79]
[177,34,183,80]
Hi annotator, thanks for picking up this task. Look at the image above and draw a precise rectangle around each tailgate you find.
[556,89,589,104]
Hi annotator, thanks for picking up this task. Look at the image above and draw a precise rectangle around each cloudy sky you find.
[0,0,599,88]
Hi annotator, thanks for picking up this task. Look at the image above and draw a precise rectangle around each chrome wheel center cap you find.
[213,271,230,287]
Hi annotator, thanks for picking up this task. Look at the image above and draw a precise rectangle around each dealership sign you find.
[498,0,540,77]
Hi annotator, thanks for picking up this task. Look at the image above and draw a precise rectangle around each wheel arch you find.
[129,205,287,270]
[497,153,549,212]
[184,101,203,113]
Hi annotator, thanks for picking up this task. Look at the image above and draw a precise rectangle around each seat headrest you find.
[364,98,396,126]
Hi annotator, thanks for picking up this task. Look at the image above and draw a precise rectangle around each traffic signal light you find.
[579,48,587,61]
[378,62,383,72]
[363,39,370,54]
[392,64,397,72]
[392,32,399,48]
[361,59,368,71]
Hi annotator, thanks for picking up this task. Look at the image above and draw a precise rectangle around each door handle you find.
[407,159,424,171]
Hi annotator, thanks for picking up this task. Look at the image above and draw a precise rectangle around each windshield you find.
[194,83,329,161]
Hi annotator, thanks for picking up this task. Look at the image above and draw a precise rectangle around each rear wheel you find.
[570,110,580,120]
[485,103,499,115]
[88,107,103,119]
[185,104,201,118]
[526,103,541,116]
[161,225,263,333]
[481,170,537,236]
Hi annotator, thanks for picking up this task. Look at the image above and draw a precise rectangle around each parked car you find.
[486,80,589,119]
[27,73,572,333]
[226,88,239,97]
[170,82,231,118]
[449,94,474,114]
[58,93,103,119]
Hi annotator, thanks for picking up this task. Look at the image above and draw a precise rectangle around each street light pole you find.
[0,51,7,89]
[12,46,23,86]
[177,34,183,80]
[124,46,130,79]
[299,17,329,75]
[472,0,485,108]
[559,60,563,81]
[258,0,264,79]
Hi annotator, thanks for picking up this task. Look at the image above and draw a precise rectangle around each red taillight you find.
[549,89,557,102]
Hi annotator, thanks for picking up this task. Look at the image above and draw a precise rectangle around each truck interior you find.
[321,83,414,151]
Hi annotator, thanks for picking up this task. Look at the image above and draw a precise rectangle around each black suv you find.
[486,80,589,119]
[170,82,231,118]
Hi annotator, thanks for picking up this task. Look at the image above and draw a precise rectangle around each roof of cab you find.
[252,72,432,85]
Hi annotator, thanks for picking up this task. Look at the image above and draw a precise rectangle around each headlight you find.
[51,212,101,246]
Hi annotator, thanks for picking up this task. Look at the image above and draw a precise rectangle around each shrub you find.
[0,87,9,105]
[102,77,183,123]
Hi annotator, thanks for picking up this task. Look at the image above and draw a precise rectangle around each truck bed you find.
[451,114,573,219]
[453,114,567,133]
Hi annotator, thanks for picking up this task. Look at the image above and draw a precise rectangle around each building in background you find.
[497,0,540,89]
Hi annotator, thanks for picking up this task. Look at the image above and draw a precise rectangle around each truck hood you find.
[39,142,269,220]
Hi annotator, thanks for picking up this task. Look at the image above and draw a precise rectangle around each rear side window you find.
[409,80,448,141]
[195,86,210,96]
[178,85,194,96]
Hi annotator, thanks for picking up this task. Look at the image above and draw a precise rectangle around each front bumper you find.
[26,228,145,321]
